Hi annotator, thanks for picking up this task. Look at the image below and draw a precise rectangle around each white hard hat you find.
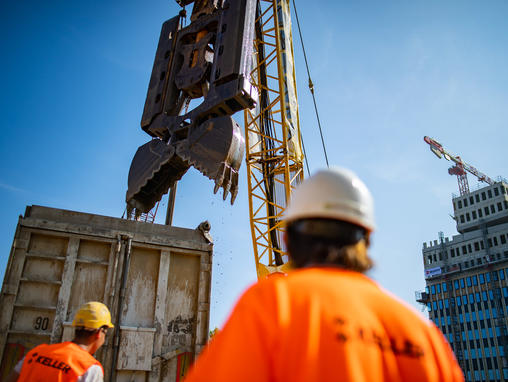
[284,167,375,232]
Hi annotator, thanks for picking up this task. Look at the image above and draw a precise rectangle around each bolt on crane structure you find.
[423,136,494,196]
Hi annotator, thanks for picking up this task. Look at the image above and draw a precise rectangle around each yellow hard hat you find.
[72,301,114,329]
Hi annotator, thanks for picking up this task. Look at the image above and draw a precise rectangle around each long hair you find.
[286,218,373,272]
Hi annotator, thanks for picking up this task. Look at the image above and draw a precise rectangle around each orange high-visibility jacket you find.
[17,342,103,382]
[184,268,464,382]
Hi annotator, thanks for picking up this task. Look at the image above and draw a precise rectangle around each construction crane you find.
[244,0,304,278]
[125,0,305,278]
[423,136,494,195]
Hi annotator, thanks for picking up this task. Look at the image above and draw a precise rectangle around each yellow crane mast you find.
[125,0,305,279]
[245,0,304,278]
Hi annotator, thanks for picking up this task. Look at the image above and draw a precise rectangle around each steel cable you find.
[292,0,330,168]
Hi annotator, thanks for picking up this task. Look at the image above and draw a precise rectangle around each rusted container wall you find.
[0,205,213,382]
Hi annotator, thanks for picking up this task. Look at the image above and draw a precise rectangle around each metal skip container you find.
[0,205,213,381]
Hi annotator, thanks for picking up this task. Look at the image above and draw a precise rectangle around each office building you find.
[417,181,508,381]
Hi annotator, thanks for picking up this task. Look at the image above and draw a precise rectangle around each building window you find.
[472,276,478,286]
[437,284,441,293]
[466,277,472,287]
[490,205,495,214]
[500,271,505,281]
[431,285,436,294]
[505,200,508,209]
[450,248,455,257]
[469,196,474,205]
[464,261,469,268]
[488,238,492,248]
[442,282,447,292]
[439,300,443,310]
[486,273,491,283]
[488,189,492,198]
[484,207,490,216]
[472,210,477,219]
[478,209,483,218]
[458,200,463,208]
[498,202,503,212]
[501,235,506,245]
[427,303,431,311]
[475,194,480,202]
[462,245,467,254]
[460,215,465,223]
[433,301,437,310]
[480,241,484,250]
[427,255,432,264]
[482,192,486,200]
[466,213,470,222]
[464,199,468,207]
[493,237,498,246]
[479,274,485,284]
[462,295,468,305]
[456,296,461,306]
[454,280,459,289]
[460,279,465,288]
[467,244,472,252]
[474,242,480,251]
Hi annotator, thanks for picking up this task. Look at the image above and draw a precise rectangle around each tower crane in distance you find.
[423,136,494,196]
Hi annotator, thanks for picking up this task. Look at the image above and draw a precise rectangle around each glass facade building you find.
[418,182,508,381]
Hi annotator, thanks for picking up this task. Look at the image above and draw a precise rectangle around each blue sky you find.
[1,0,508,329]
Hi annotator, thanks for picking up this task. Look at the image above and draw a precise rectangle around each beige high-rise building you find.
[417,181,508,381]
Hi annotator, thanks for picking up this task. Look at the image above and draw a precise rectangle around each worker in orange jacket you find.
[184,167,464,382]
[7,301,114,382]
